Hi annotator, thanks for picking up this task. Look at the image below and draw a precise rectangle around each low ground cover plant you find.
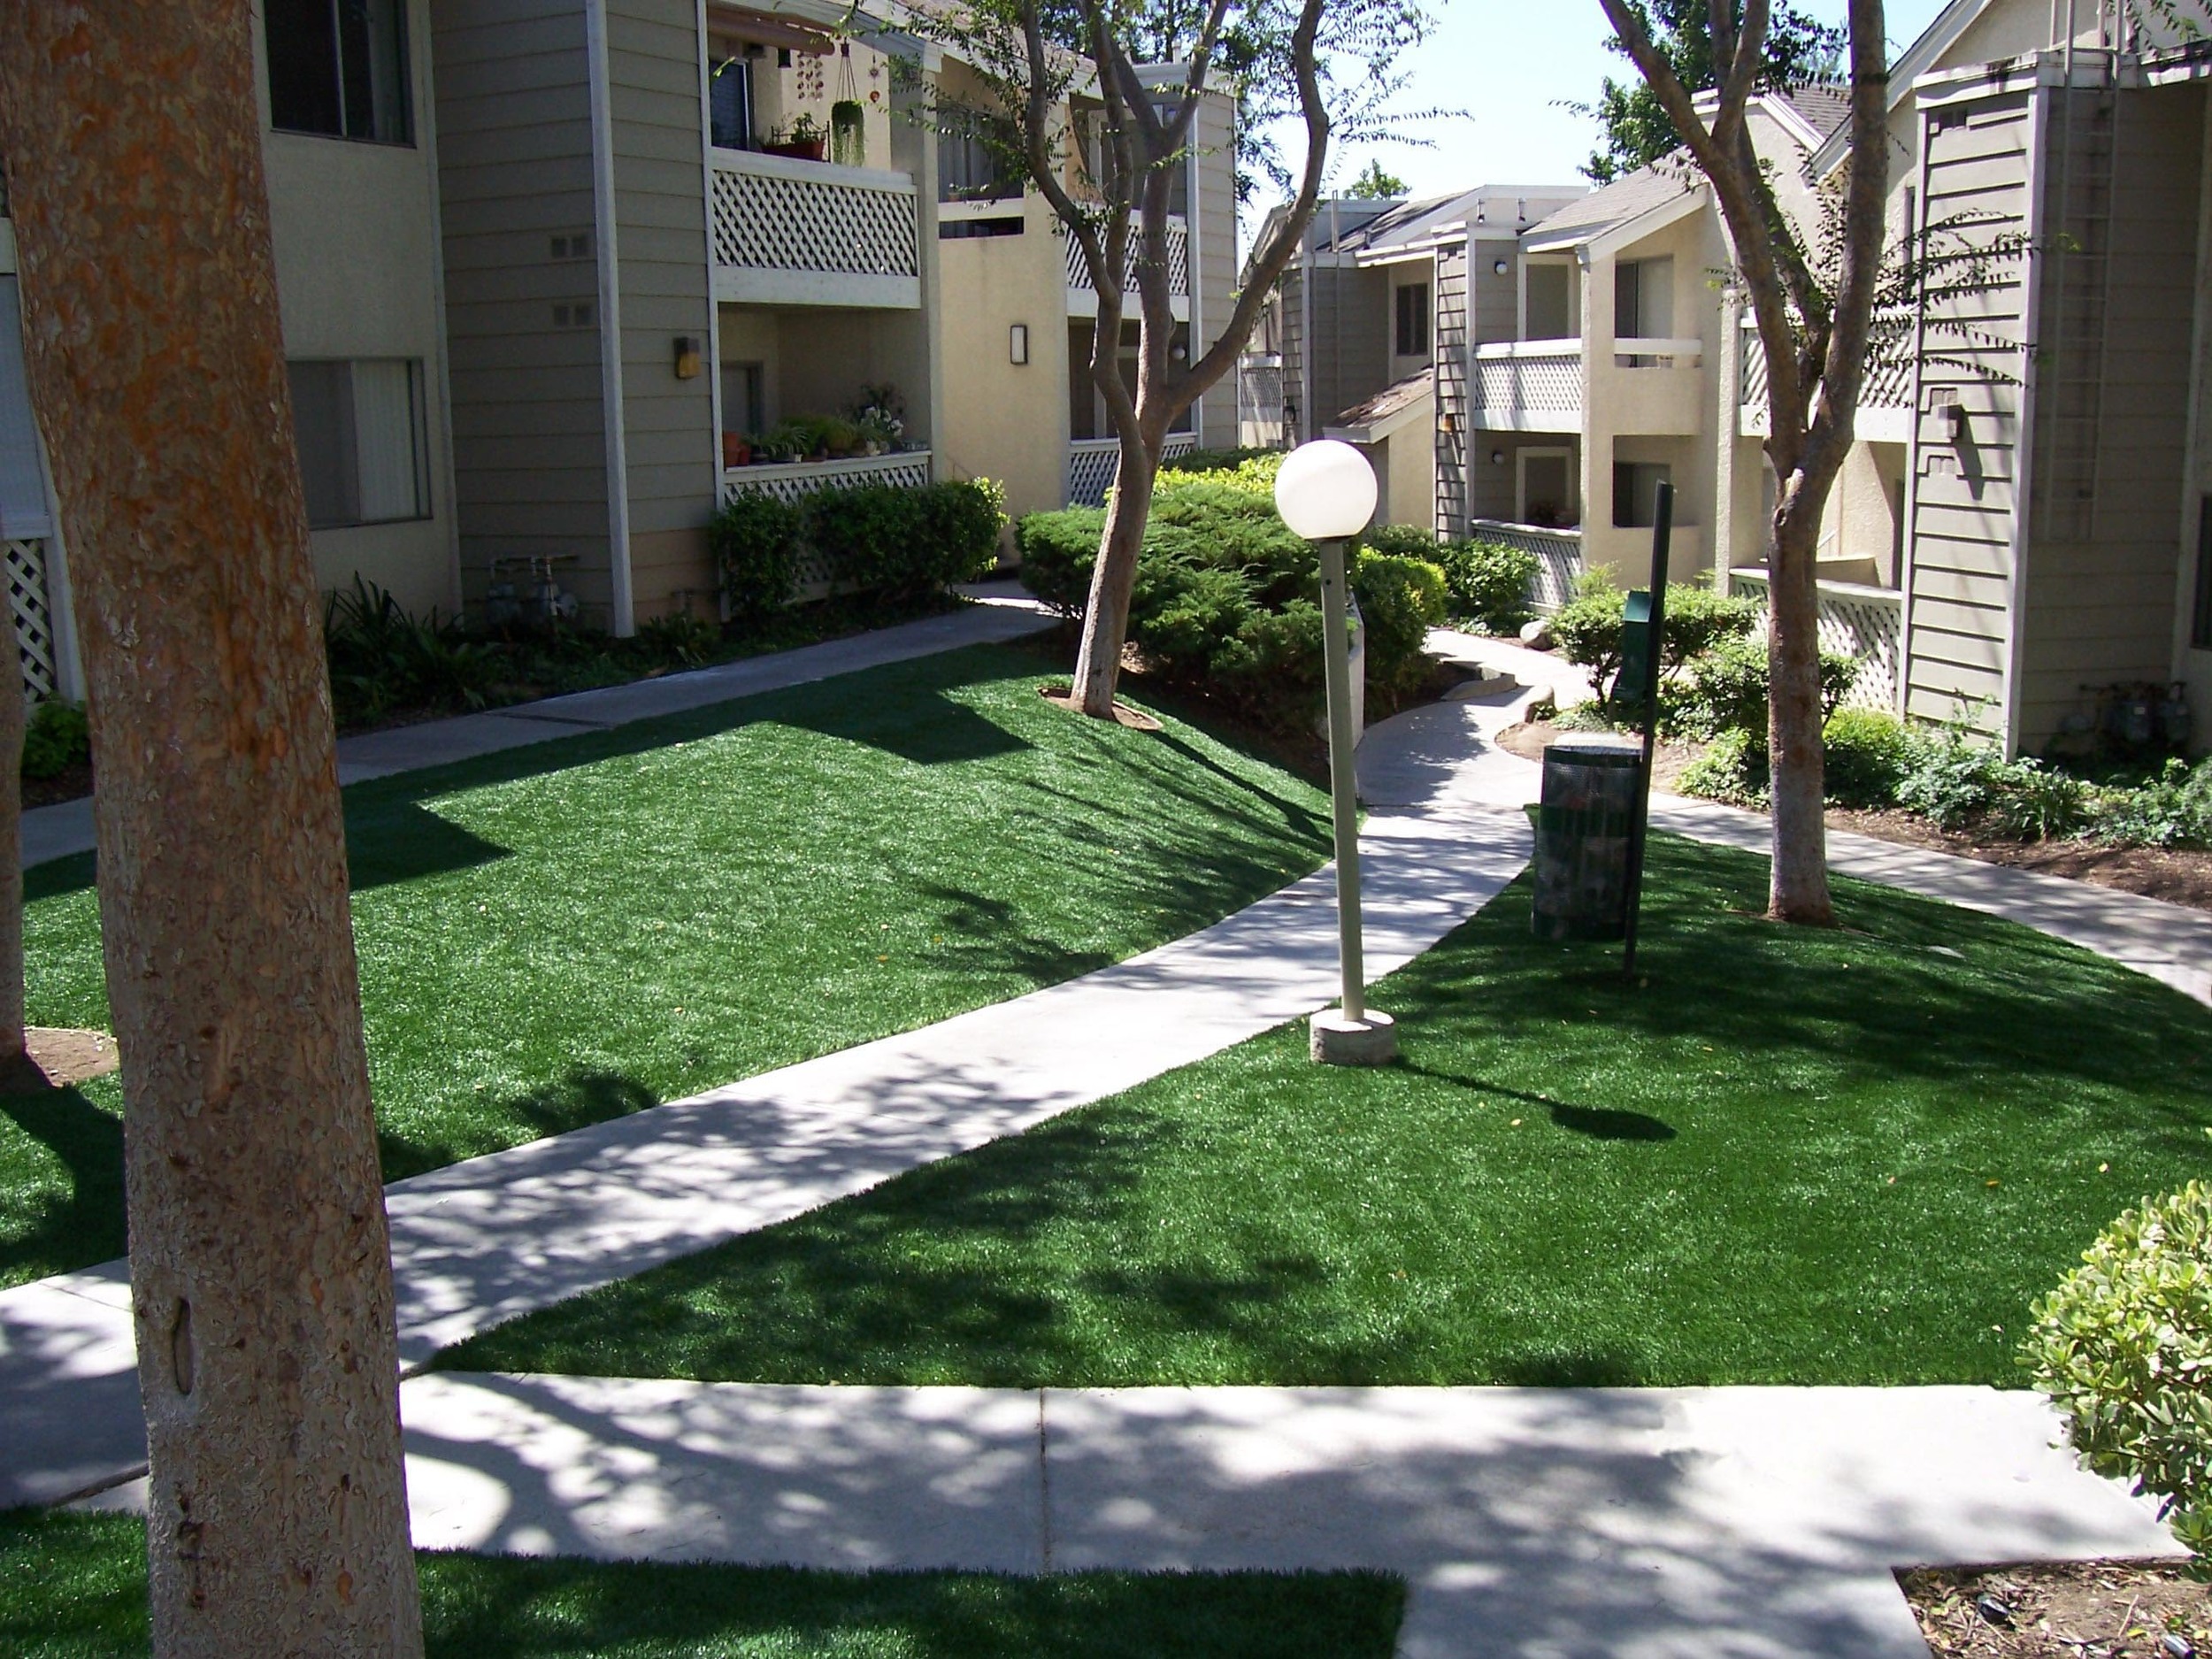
[1016,468,1448,733]
[2024,1182,2212,1557]
[0,1509,1404,1659]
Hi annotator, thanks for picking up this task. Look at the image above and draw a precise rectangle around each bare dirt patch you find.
[1829,809,2212,915]
[1495,719,1706,794]
[0,1026,120,1092]
[1901,1561,2208,1658]
[1038,684,1164,731]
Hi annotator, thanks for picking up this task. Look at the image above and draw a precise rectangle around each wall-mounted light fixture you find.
[1491,449,1506,465]
[673,335,703,380]
[1009,323,1029,365]
[1494,258,1509,276]
[1941,400,1967,443]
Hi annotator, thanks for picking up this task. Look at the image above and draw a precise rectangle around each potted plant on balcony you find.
[851,382,904,455]
[830,44,865,167]
[763,112,826,162]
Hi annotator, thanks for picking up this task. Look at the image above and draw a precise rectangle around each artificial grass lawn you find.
[445,833,2212,1389]
[0,1510,1402,1658]
[0,643,1329,1287]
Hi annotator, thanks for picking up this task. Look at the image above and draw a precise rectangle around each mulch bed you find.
[1496,722,2212,916]
[1901,1562,2208,1657]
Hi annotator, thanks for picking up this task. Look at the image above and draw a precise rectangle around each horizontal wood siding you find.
[1904,87,2034,735]
[2017,82,2201,745]
[609,0,716,619]
[433,0,614,618]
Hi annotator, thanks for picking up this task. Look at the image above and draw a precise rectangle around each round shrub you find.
[1433,539,1539,635]
[1820,709,1912,809]
[711,491,803,622]
[1550,584,1627,702]
[1015,508,1104,618]
[21,699,89,781]
[1354,551,1448,698]
[1661,585,1760,670]
[2024,1182,2212,1557]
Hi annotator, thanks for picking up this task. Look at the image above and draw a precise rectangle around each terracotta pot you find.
[721,433,750,468]
[763,138,826,161]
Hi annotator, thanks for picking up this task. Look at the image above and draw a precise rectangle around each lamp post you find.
[1275,440,1397,1066]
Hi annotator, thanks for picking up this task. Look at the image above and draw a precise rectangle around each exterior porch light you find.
[1274,439,1395,1066]
[673,336,703,380]
[1009,323,1029,365]
[1494,258,1509,275]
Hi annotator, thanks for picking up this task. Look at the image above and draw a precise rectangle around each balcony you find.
[1471,341,1581,433]
[1740,319,1912,443]
[1728,565,1903,711]
[710,147,919,309]
[722,449,933,508]
[1469,518,1583,612]
[1065,215,1189,323]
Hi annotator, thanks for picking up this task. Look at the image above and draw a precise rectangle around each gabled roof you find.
[1809,0,1992,174]
[1325,366,1435,443]
[1521,165,1700,251]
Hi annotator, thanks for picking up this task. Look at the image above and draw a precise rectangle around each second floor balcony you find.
[710,147,920,310]
[1740,318,1913,443]
[1065,215,1189,322]
[1471,340,1582,432]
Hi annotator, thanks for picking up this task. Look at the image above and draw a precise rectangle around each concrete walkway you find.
[0,665,1544,1508]
[17,623,2204,1656]
[18,584,1058,869]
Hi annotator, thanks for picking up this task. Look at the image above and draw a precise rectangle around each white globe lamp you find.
[1273,439,1378,541]
[1275,440,1395,1067]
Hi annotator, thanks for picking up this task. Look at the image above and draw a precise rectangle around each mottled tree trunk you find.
[1071,432,1159,717]
[1767,499,1832,924]
[0,6,423,1657]
[0,673,26,1068]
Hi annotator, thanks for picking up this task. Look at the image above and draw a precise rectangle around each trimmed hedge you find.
[713,478,1005,616]
[1014,478,1446,732]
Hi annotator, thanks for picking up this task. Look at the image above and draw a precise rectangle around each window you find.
[1614,256,1673,357]
[2195,495,2212,649]
[265,0,412,143]
[709,57,755,150]
[1525,263,1573,339]
[288,360,431,528]
[1613,461,1671,528]
[1394,283,1430,358]
[1518,449,1574,528]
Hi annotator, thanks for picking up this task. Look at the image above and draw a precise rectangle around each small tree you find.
[1344,157,1409,197]
[0,4,423,1654]
[1598,0,1889,924]
[916,0,1433,718]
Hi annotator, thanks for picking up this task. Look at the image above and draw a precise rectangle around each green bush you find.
[1354,553,1448,698]
[1678,727,1769,807]
[1549,585,1628,702]
[634,610,721,668]
[2024,1182,2212,1558]
[1433,539,1539,635]
[1820,709,1913,809]
[2091,757,2212,849]
[1660,585,1760,670]
[1894,725,2012,832]
[1671,636,1862,741]
[802,478,1005,607]
[710,491,803,622]
[20,699,89,780]
[1360,523,1442,561]
[325,576,501,726]
[1159,446,1283,482]
[914,476,1008,593]
[1014,508,1103,618]
[1989,757,2091,841]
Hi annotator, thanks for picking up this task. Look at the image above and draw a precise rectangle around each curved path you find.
[17,623,2203,1658]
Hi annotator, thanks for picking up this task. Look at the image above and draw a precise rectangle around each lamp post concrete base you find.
[1310,1008,1398,1066]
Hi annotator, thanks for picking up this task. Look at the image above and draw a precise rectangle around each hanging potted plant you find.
[829,42,865,166]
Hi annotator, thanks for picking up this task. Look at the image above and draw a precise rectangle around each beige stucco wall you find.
[257,0,459,618]
[1816,440,1906,584]
[935,193,1071,526]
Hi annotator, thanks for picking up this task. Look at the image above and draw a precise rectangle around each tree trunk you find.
[1767,501,1834,924]
[0,7,424,1657]
[0,673,25,1070]
[1070,431,1159,717]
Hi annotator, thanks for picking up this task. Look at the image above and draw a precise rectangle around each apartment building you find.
[0,0,1240,691]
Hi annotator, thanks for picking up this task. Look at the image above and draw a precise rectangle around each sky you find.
[1254,0,1955,218]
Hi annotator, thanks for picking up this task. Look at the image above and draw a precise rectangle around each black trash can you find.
[1532,736,1643,941]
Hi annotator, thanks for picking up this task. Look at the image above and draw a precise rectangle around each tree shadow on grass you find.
[379,1069,662,1184]
[0,1084,126,1281]
[1396,1063,1677,1142]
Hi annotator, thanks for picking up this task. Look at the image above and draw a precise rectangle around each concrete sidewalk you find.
[19,585,1057,869]
[82,1376,2185,1656]
[0,676,1549,1509]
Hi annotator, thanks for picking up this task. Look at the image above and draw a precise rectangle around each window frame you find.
[288,357,434,532]
[1394,282,1430,359]
[265,0,417,148]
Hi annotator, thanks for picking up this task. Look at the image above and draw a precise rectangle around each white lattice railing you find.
[1064,216,1189,298]
[1727,566,1903,712]
[1470,518,1582,614]
[1740,317,1912,415]
[710,149,918,283]
[1471,342,1582,425]
[1065,434,1197,507]
[4,537,56,698]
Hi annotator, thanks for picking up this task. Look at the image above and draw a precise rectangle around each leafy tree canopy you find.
[1343,157,1408,196]
[1578,0,1844,183]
